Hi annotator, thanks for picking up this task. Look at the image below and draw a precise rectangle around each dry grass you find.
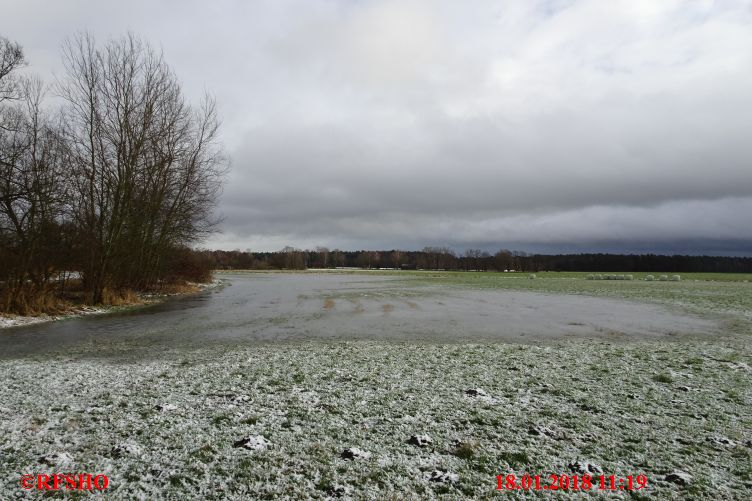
[101,287,143,306]
[451,439,480,459]
[1,277,204,317]
[0,285,71,316]
[155,282,200,295]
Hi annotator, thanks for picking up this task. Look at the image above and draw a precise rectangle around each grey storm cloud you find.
[4,0,752,253]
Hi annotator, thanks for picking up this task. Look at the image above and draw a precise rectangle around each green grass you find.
[652,373,675,384]
[372,270,752,333]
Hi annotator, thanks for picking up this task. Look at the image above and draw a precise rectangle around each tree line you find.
[199,248,752,273]
[0,34,224,313]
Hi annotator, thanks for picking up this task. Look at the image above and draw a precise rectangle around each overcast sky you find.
[4,0,752,254]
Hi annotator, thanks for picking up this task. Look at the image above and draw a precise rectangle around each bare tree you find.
[0,75,68,312]
[0,33,225,313]
[494,248,513,271]
[281,246,306,269]
[57,33,225,301]
[315,246,329,268]
[0,36,26,105]
[464,248,483,271]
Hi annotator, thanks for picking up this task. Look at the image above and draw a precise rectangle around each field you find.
[397,271,752,331]
[0,272,750,499]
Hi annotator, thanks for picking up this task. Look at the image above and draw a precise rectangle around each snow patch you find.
[39,452,74,467]
[340,447,371,460]
[568,460,603,475]
[664,471,692,485]
[407,434,433,447]
[233,435,271,451]
[427,470,459,484]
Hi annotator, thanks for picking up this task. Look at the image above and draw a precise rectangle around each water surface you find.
[0,273,717,358]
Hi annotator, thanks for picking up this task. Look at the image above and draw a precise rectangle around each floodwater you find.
[0,273,718,358]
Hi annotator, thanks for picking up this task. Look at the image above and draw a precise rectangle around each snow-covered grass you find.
[1,337,750,499]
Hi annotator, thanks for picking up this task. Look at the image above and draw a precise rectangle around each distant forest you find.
[199,248,752,273]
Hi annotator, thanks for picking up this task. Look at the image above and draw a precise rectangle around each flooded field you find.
[0,273,720,358]
[0,272,749,499]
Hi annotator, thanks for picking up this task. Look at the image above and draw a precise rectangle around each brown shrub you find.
[100,288,141,306]
[156,282,200,295]
[166,247,213,284]
[0,285,71,316]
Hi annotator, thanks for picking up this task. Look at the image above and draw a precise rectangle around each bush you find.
[101,288,140,306]
[165,247,213,284]
[0,285,69,316]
